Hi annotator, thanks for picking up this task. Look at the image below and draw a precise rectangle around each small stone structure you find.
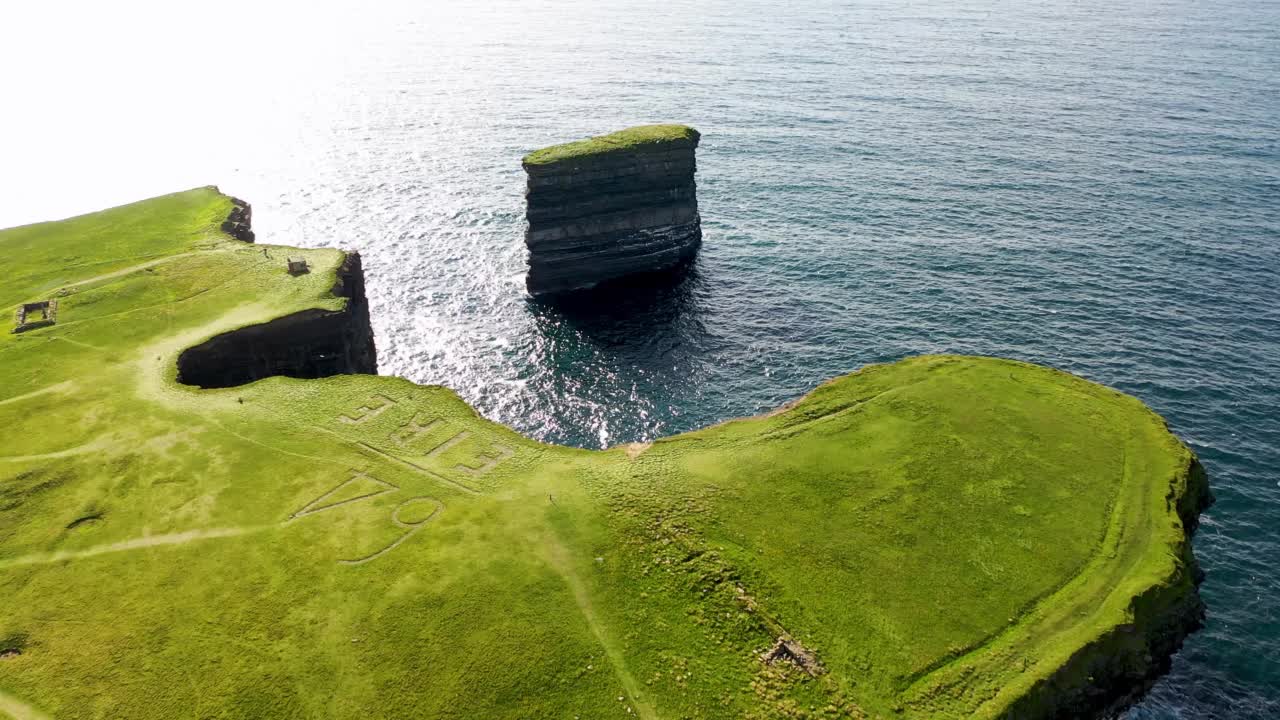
[13,300,57,333]
[760,636,823,675]
[287,257,309,275]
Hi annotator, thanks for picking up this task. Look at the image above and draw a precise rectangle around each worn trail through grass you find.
[544,533,657,720]
[0,527,267,569]
[0,689,51,720]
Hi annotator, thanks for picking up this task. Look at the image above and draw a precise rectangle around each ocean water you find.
[2,0,1278,716]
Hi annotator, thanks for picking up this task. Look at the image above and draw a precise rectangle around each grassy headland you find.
[0,189,1206,719]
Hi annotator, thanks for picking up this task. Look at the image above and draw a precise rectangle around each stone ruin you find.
[760,636,823,675]
[13,300,57,333]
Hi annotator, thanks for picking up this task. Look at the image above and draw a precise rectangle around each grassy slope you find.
[0,189,1202,719]
[522,124,699,167]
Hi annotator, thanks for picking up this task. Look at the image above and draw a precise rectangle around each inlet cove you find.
[0,188,1209,718]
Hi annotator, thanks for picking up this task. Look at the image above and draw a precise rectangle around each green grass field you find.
[0,188,1206,719]
[522,124,700,167]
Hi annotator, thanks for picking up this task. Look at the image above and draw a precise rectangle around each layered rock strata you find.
[176,253,376,388]
[523,124,702,296]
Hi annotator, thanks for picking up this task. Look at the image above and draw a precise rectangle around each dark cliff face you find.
[221,196,255,243]
[176,253,377,388]
[524,134,702,296]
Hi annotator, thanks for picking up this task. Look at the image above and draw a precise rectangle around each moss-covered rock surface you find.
[0,189,1207,719]
[522,124,700,167]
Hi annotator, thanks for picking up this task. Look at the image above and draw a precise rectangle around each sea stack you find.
[522,124,702,296]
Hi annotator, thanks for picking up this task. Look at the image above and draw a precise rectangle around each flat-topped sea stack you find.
[523,124,702,296]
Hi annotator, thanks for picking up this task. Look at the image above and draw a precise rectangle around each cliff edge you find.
[0,189,1212,720]
[175,252,377,388]
[523,124,702,296]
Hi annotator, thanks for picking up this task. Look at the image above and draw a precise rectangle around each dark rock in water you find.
[522,124,702,296]
[176,253,377,388]
[221,196,256,243]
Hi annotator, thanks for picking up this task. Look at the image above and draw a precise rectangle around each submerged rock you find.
[522,124,702,296]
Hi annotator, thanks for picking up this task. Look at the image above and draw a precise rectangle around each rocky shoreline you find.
[220,195,255,243]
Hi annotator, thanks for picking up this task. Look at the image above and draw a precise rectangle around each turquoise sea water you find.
[3,0,1278,715]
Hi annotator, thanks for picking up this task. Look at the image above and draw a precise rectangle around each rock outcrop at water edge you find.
[522,124,702,296]
[221,195,255,243]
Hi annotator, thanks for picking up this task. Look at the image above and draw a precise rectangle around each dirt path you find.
[0,436,115,463]
[131,301,273,406]
[0,688,51,720]
[0,381,76,408]
[48,250,211,295]
[50,337,107,353]
[0,527,262,569]
[544,535,657,720]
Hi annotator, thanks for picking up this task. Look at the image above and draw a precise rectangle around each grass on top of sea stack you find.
[0,189,1206,719]
[522,123,700,167]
